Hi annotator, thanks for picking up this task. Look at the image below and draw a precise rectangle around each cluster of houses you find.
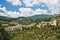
[4,18,60,31]
[36,20,57,28]
[36,18,60,28]
[4,23,36,31]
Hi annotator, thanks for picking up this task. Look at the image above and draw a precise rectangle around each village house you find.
[4,23,36,31]
[4,19,59,31]
[36,21,50,28]
[36,19,57,28]
[50,20,57,26]
[4,24,22,31]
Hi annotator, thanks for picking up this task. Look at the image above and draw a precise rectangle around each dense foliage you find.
[0,14,60,40]
[14,17,34,25]
[4,26,59,40]
[0,16,15,22]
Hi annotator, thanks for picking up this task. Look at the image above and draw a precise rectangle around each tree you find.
[0,27,11,40]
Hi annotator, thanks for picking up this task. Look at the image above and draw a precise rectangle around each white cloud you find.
[0,7,20,18]
[6,0,22,6]
[43,0,58,6]
[0,13,7,16]
[43,0,59,15]
[19,8,34,17]
[0,11,20,18]
[23,0,58,7]
[0,7,47,18]
[5,11,20,18]
[0,0,60,18]
[34,9,47,15]
[23,0,59,15]
[19,8,48,17]
[0,7,6,12]
[23,0,40,7]
[48,1,60,15]
[0,7,6,16]
[23,0,34,6]
[49,6,60,15]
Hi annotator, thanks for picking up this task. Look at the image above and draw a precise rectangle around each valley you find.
[0,14,60,40]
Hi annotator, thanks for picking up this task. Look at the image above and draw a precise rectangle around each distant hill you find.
[0,14,53,24]
[0,14,53,21]
[0,16,15,22]
[0,16,34,24]
[28,14,53,20]
[14,17,34,25]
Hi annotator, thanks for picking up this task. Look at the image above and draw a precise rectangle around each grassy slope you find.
[9,26,59,40]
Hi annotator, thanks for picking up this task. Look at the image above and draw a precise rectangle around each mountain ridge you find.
[28,14,53,20]
[0,14,53,22]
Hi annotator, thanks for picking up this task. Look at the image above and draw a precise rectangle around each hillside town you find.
[4,23,36,31]
[4,18,60,31]
[0,0,60,40]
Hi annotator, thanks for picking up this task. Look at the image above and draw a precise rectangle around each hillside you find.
[14,17,34,25]
[0,14,53,25]
[0,14,60,40]
[0,16,34,25]
[0,16,15,22]
[29,14,53,20]
[0,14,53,21]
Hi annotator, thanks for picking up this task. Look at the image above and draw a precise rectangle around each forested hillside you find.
[0,14,60,40]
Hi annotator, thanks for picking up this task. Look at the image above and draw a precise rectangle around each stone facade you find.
[4,23,36,31]
[36,20,57,28]
[4,24,22,31]
[50,20,57,26]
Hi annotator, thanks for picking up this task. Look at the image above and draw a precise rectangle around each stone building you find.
[4,23,36,31]
[50,20,57,26]
[36,21,50,28]
[4,24,22,31]
[36,19,57,28]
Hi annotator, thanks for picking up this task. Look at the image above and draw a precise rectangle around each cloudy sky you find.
[0,0,60,18]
